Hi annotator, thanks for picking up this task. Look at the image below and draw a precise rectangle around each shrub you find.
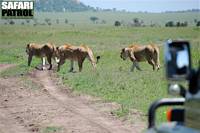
[165,21,174,27]
[90,16,98,24]
[9,20,15,25]
[196,21,200,27]
[114,21,121,26]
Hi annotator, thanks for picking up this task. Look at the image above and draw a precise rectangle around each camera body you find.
[147,40,200,133]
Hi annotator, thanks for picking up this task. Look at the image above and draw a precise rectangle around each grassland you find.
[0,11,199,26]
[0,12,200,124]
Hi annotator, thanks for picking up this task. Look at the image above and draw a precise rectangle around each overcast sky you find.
[80,0,200,12]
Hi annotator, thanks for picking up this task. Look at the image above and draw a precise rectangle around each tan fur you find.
[26,42,57,70]
[120,44,160,71]
[57,43,98,72]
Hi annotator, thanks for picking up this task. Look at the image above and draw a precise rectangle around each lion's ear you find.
[56,47,59,50]
[122,48,125,52]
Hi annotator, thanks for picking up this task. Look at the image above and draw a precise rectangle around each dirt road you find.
[0,64,145,133]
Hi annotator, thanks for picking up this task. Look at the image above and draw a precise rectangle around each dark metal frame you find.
[148,98,185,128]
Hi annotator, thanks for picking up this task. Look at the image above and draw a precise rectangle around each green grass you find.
[42,126,62,133]
[0,15,199,124]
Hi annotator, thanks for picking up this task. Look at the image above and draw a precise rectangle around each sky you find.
[80,0,200,12]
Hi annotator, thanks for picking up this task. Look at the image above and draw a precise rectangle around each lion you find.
[26,42,58,70]
[120,44,160,71]
[56,43,100,72]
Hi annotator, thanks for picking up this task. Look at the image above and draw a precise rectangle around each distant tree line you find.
[2,17,200,28]
[2,18,71,26]
[165,20,200,27]
[114,18,145,27]
[165,21,188,27]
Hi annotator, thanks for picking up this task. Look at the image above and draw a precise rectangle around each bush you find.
[176,22,181,27]
[90,16,98,24]
[165,21,174,27]
[114,21,121,26]
[9,20,15,25]
[181,21,188,27]
[132,18,144,27]
[26,20,30,24]
[196,21,200,27]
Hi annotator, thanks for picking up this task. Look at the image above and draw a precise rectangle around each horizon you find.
[80,0,200,13]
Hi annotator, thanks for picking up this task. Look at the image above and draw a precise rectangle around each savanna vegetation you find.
[0,12,199,123]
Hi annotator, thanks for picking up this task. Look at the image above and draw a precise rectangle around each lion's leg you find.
[78,59,84,72]
[69,60,74,72]
[42,57,46,70]
[152,49,160,71]
[57,63,61,72]
[134,62,142,71]
[130,63,135,72]
[28,55,32,66]
[47,56,52,70]
[148,60,155,71]
[57,57,65,72]
[152,57,159,70]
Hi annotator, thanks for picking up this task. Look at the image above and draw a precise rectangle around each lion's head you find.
[120,48,129,60]
[53,46,61,64]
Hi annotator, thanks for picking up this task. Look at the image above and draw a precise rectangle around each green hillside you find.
[35,0,94,12]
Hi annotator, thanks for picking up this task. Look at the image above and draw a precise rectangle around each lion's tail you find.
[96,56,100,63]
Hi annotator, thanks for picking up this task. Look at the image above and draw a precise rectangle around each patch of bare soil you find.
[0,64,145,133]
[0,64,16,72]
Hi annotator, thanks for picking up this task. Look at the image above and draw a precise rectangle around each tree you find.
[133,18,139,24]
[176,22,181,27]
[114,21,121,26]
[196,21,200,27]
[90,16,98,24]
[181,21,188,27]
[132,18,143,27]
[26,19,30,24]
[165,21,174,27]
[9,20,15,25]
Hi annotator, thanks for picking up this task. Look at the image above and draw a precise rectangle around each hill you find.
[35,0,94,12]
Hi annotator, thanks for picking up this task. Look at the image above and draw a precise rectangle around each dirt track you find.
[0,64,145,133]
